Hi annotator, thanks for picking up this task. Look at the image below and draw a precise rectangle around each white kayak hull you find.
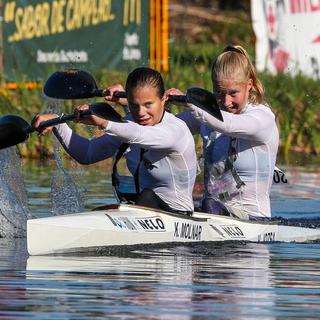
[27,204,320,255]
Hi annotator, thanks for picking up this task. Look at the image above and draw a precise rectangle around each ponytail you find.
[211,45,265,104]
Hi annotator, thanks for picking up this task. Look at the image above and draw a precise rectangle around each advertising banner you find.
[3,0,149,82]
[251,0,320,79]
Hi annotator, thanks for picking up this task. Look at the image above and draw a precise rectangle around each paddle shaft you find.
[91,88,223,121]
[93,89,127,98]
[35,109,92,132]
[34,95,187,133]
[36,96,187,130]
[168,95,189,103]
[99,90,189,103]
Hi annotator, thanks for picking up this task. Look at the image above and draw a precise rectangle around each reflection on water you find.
[0,240,319,319]
[25,243,274,319]
[0,161,319,318]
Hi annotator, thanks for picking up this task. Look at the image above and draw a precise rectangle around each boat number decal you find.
[174,222,202,241]
[258,232,276,242]
[135,217,166,232]
[220,225,245,238]
[273,170,288,184]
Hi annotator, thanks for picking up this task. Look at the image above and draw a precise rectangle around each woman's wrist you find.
[98,119,109,130]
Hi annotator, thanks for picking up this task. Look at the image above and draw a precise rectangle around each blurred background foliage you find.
[1,0,319,163]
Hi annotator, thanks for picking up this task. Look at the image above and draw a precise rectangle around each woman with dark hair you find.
[34,67,197,214]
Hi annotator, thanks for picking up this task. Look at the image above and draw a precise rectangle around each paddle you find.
[169,87,223,122]
[43,69,127,100]
[43,69,223,121]
[0,102,122,150]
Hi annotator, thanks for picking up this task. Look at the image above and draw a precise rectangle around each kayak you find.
[27,203,320,255]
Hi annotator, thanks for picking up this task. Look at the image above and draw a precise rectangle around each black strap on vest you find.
[112,143,145,203]
[205,134,245,187]
[111,138,192,215]
[133,148,146,193]
[228,138,246,189]
[111,143,129,190]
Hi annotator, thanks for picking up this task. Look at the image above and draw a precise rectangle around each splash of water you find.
[45,98,84,215]
[51,136,84,215]
[0,147,32,238]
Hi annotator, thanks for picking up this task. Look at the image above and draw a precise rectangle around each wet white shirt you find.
[53,111,197,212]
[179,103,279,218]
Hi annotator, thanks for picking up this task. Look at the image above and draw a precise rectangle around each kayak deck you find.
[27,204,320,255]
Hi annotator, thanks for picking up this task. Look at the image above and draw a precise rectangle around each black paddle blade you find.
[187,87,223,121]
[0,115,32,150]
[43,69,103,99]
[89,102,123,122]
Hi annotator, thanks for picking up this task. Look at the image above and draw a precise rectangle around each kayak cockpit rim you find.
[93,203,285,226]
[94,203,208,222]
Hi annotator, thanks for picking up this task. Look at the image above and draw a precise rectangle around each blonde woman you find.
[169,45,279,220]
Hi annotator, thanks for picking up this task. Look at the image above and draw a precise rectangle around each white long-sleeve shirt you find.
[179,103,279,218]
[53,111,197,212]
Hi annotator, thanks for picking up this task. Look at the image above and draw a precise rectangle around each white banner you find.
[251,0,320,79]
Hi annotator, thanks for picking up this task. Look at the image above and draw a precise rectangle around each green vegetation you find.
[1,5,319,163]
[2,51,319,163]
[260,73,320,159]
